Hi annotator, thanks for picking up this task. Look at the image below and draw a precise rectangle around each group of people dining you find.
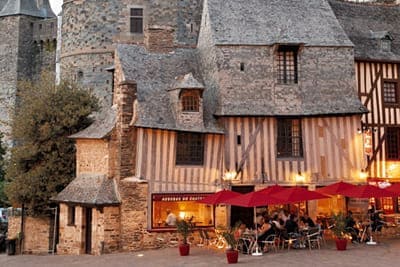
[234,209,320,253]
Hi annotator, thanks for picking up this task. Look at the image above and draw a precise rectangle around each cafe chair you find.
[260,234,278,253]
[305,227,321,251]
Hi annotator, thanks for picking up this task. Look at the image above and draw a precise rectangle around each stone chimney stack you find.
[144,25,175,53]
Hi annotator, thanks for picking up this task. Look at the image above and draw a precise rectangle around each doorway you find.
[231,186,254,228]
[84,208,92,254]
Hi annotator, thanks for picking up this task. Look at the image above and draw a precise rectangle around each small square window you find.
[181,94,199,112]
[383,81,398,105]
[176,132,204,165]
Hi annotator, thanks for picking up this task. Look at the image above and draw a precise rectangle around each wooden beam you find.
[363,66,383,107]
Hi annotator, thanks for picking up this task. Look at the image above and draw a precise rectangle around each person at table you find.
[345,210,360,242]
[271,213,285,231]
[285,214,299,234]
[165,209,177,226]
[300,213,316,228]
[257,216,275,250]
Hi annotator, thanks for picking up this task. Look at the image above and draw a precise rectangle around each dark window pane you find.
[277,118,303,158]
[176,132,204,165]
[131,8,143,16]
[130,8,143,33]
[277,46,298,84]
[383,82,398,104]
[182,95,199,112]
[387,127,400,159]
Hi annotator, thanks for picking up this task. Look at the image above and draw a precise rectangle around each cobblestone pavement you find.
[1,238,400,267]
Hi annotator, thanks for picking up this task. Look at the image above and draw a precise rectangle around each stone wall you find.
[76,139,109,175]
[119,180,149,251]
[208,45,357,115]
[0,14,56,144]
[57,204,85,255]
[91,206,120,255]
[0,16,19,143]
[7,215,52,254]
[61,0,203,107]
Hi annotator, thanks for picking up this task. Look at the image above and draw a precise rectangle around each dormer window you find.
[181,93,199,112]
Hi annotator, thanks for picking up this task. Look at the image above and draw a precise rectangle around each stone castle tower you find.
[0,0,56,144]
[60,0,204,107]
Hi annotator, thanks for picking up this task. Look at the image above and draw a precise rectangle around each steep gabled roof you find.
[0,0,43,18]
[69,105,117,139]
[329,0,400,62]
[116,44,223,134]
[52,174,120,206]
[206,0,353,46]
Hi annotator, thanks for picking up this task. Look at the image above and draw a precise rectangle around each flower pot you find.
[226,249,239,264]
[179,243,190,256]
[335,238,347,251]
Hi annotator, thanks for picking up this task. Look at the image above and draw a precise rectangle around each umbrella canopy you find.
[316,181,358,195]
[223,185,285,207]
[340,184,396,198]
[386,183,400,195]
[197,189,242,205]
[271,187,330,204]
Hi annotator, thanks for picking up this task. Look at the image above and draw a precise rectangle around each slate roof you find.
[0,0,7,12]
[116,45,224,134]
[52,174,120,206]
[206,0,353,46]
[329,0,400,62]
[0,0,43,18]
[169,73,205,91]
[69,105,117,139]
[39,0,56,18]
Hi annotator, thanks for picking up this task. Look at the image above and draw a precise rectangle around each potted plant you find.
[332,212,348,250]
[175,219,193,256]
[221,225,239,264]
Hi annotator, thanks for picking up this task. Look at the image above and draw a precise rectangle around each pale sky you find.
[49,0,63,15]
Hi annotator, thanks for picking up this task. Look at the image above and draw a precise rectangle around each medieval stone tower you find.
[0,0,56,144]
[60,0,204,108]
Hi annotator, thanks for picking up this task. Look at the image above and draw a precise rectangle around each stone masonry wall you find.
[23,216,52,254]
[212,45,356,115]
[91,206,120,255]
[57,204,84,255]
[0,16,19,143]
[119,180,148,251]
[61,0,203,107]
[7,216,51,254]
[76,139,109,175]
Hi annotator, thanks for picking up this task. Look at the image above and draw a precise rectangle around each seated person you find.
[345,211,360,242]
[257,216,275,250]
[271,214,285,232]
[300,213,316,228]
[285,214,299,234]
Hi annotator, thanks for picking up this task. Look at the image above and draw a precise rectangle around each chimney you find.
[144,25,175,53]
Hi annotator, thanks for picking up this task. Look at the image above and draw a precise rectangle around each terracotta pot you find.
[335,238,347,251]
[226,249,239,264]
[179,243,190,256]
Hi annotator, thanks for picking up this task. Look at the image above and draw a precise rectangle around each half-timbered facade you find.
[330,0,400,213]
[54,0,372,254]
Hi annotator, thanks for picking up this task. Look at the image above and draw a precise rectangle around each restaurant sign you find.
[364,129,372,156]
[152,193,211,202]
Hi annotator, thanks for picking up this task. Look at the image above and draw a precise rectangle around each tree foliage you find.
[5,73,98,214]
